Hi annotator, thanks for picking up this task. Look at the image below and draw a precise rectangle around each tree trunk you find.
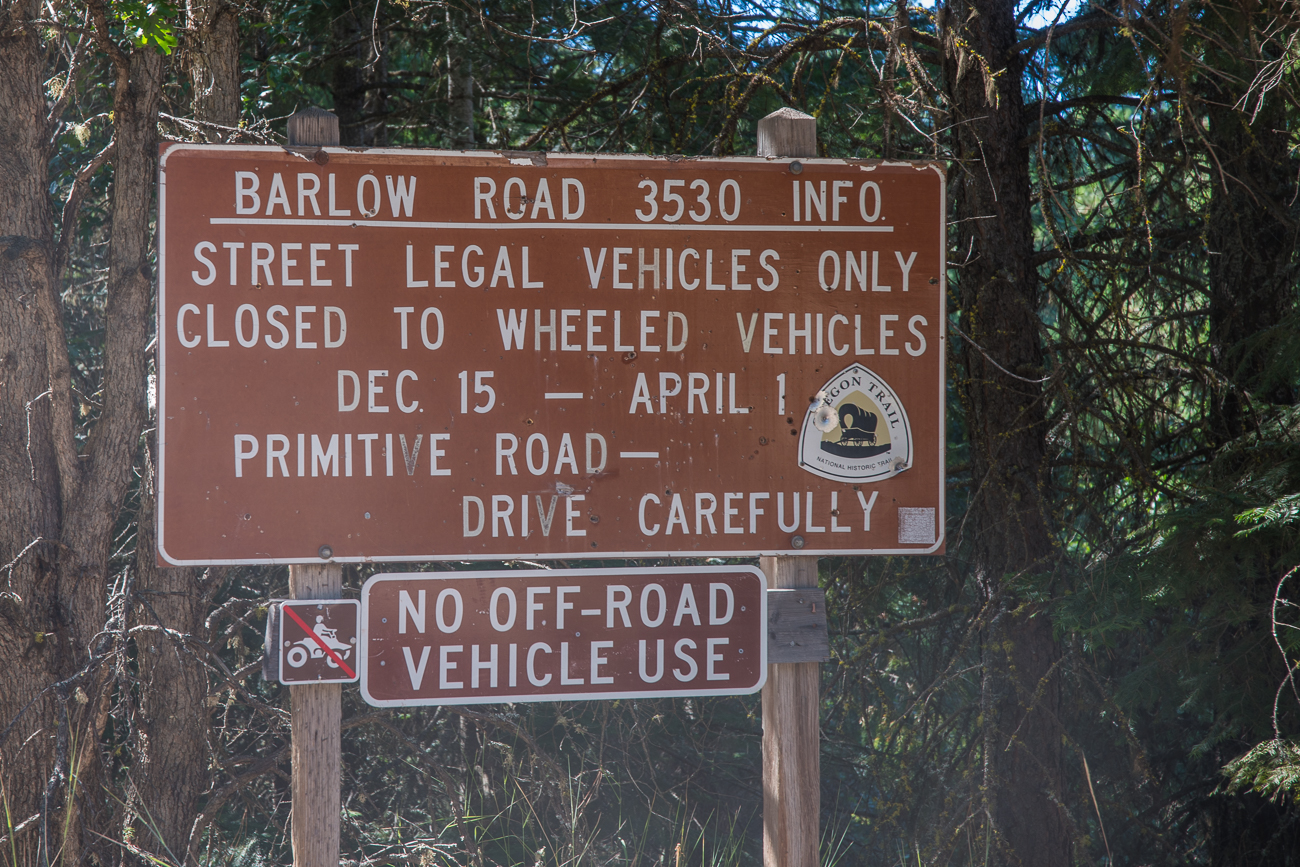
[941,0,1070,863]
[126,3,241,859]
[1197,10,1300,865]
[185,0,241,141]
[129,477,216,863]
[0,3,64,862]
[331,4,373,146]
[447,7,475,149]
[66,30,164,862]
[0,3,163,860]
[1203,22,1298,441]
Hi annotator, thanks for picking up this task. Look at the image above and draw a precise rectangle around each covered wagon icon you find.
[813,391,892,461]
[285,615,355,669]
[835,402,879,447]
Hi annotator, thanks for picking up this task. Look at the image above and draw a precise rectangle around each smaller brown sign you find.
[360,568,766,706]
[278,600,361,684]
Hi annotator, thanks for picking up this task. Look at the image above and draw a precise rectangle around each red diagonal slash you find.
[283,604,357,679]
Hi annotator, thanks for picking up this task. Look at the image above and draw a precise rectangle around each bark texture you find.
[1198,10,1300,864]
[129,480,215,862]
[126,4,241,858]
[942,0,1069,863]
[1203,24,1298,440]
[331,4,381,146]
[0,2,163,860]
[0,3,63,862]
[447,7,475,148]
[185,0,241,141]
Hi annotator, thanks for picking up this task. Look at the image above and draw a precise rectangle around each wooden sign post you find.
[287,108,343,867]
[289,562,342,867]
[758,107,822,867]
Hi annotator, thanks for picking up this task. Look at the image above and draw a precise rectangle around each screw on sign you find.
[278,599,360,684]
[359,567,767,706]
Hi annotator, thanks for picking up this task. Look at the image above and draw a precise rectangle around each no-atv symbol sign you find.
[277,600,360,684]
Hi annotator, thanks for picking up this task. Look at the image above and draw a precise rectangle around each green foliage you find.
[113,0,178,54]
[1225,739,1300,805]
[1237,495,1300,538]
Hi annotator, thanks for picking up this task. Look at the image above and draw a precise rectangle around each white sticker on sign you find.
[898,508,936,545]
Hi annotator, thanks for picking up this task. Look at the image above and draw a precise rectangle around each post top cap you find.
[761,106,815,122]
[756,107,817,159]
[287,107,340,148]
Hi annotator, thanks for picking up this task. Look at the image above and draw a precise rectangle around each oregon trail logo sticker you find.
[798,363,913,483]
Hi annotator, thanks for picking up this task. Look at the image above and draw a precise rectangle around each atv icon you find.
[285,615,355,669]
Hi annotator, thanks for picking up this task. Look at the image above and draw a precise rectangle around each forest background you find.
[0,0,1298,864]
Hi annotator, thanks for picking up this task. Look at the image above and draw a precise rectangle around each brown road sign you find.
[279,599,360,684]
[157,146,945,564]
[360,568,766,706]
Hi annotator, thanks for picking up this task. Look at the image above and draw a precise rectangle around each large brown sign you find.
[360,568,766,706]
[157,146,945,564]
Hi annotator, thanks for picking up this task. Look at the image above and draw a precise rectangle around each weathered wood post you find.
[758,107,821,867]
[286,108,344,867]
[288,106,341,151]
